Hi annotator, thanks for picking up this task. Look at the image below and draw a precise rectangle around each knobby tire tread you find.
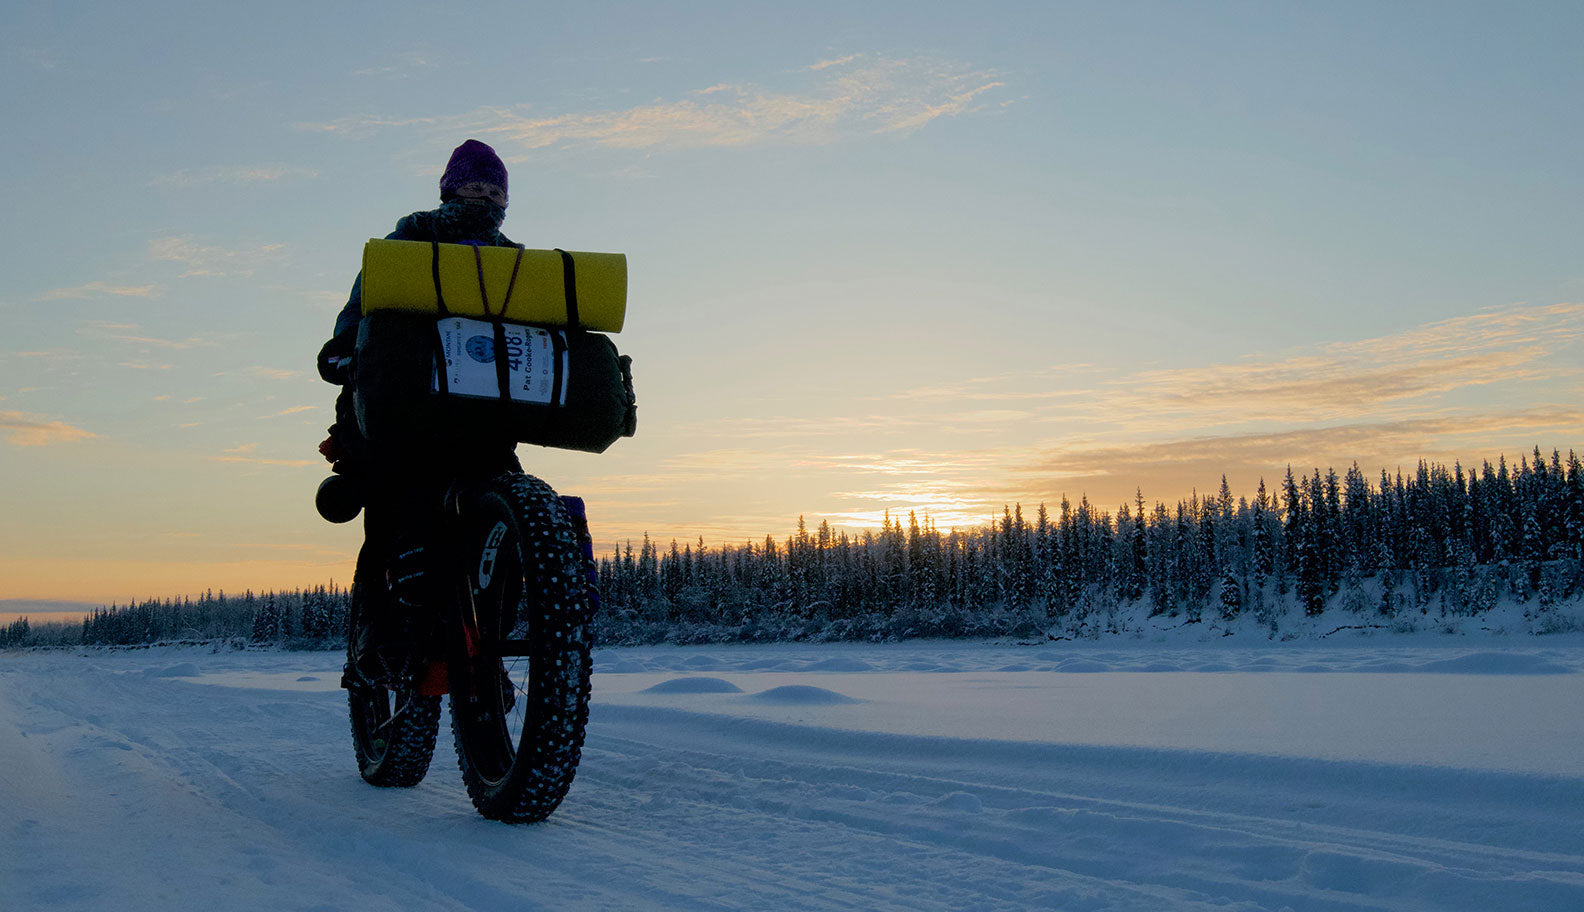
[346,548,441,788]
[350,688,441,787]
[451,472,593,823]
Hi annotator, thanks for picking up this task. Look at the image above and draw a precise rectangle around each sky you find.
[2,0,1582,610]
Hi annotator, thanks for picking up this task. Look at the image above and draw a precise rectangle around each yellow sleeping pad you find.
[360,238,627,333]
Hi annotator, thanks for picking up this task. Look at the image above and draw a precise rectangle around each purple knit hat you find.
[439,139,508,202]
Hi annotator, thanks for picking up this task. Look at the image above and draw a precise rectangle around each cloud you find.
[1100,348,1549,427]
[246,367,302,380]
[118,361,173,371]
[150,236,285,277]
[259,405,316,419]
[299,54,1006,152]
[14,348,82,360]
[216,442,316,467]
[79,321,214,350]
[38,281,158,301]
[293,114,440,137]
[809,55,860,71]
[1007,409,1584,506]
[1078,303,1584,431]
[214,455,319,468]
[690,414,925,440]
[150,165,318,188]
[0,598,100,616]
[0,411,96,446]
[875,302,1584,435]
[352,51,436,79]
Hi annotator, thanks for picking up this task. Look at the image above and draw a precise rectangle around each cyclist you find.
[317,139,524,683]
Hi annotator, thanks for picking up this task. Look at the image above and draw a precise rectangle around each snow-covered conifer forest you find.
[7,449,1581,649]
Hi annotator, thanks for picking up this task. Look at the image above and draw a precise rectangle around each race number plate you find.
[431,316,569,406]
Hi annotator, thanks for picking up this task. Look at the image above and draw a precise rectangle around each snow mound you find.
[1057,660,1111,673]
[145,663,201,678]
[643,676,744,694]
[600,659,647,673]
[1418,652,1573,675]
[748,685,861,705]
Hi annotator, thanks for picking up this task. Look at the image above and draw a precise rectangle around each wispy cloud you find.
[298,54,1006,152]
[293,114,440,137]
[352,50,436,79]
[38,281,158,301]
[259,405,316,418]
[150,165,318,188]
[1081,302,1584,431]
[14,348,83,360]
[0,411,96,446]
[808,55,860,71]
[215,454,318,468]
[217,442,316,468]
[1010,409,1584,504]
[80,321,214,350]
[150,237,286,278]
[246,367,302,380]
[874,302,1584,435]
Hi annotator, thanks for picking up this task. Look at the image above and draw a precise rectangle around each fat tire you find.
[348,685,441,787]
[450,472,593,823]
[346,548,440,787]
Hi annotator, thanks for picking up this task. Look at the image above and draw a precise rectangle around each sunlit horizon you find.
[4,3,1582,606]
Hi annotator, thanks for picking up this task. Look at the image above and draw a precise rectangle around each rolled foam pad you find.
[360,239,627,333]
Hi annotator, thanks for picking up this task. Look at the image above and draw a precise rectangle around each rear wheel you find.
[449,472,593,823]
[348,684,441,787]
[346,546,439,787]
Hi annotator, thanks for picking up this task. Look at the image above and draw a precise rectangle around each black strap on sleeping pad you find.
[429,240,450,396]
[470,244,514,404]
[498,249,525,404]
[554,248,580,330]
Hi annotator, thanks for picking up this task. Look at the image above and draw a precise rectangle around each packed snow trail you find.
[3,642,1584,911]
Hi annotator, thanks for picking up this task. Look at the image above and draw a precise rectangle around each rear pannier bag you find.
[354,312,635,453]
[352,240,635,453]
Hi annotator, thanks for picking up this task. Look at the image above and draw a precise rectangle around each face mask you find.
[438,197,506,238]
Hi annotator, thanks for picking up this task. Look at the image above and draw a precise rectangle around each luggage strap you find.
[430,241,450,395]
[471,245,526,405]
[554,248,581,330]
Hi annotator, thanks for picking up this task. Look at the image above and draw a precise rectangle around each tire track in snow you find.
[6,650,1584,912]
[581,704,1584,912]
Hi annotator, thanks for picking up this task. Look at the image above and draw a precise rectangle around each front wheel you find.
[450,473,593,822]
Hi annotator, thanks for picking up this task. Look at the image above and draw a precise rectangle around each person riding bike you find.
[317,139,524,684]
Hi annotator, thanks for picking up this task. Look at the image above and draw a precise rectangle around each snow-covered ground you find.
[4,636,1584,911]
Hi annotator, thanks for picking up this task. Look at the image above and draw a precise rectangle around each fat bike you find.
[329,470,596,823]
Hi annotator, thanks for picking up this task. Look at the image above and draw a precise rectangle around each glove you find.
[316,331,356,385]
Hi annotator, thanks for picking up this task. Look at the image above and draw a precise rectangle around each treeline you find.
[3,585,353,649]
[592,448,1584,642]
[4,448,1581,650]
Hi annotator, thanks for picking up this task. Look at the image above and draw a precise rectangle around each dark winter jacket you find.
[317,204,519,384]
